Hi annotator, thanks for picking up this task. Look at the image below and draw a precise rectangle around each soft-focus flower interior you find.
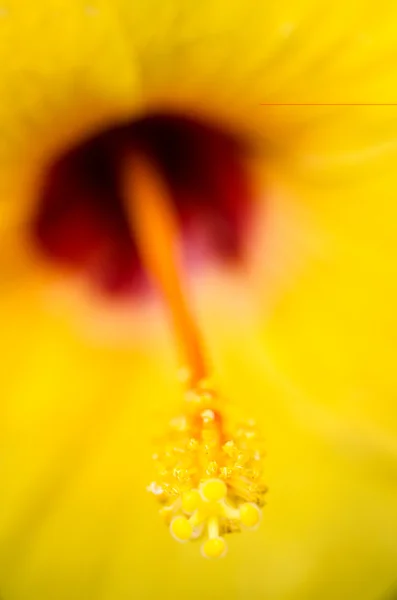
[123,156,267,559]
[2,0,397,599]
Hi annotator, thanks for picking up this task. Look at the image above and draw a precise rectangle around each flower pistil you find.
[123,155,267,558]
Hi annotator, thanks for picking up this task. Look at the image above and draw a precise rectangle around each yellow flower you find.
[2,0,397,599]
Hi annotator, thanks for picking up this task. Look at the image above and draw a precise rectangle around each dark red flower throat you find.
[31,112,253,297]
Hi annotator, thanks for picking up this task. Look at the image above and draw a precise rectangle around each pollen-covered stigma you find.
[123,155,267,559]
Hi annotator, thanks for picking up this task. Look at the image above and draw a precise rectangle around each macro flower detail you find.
[28,100,263,557]
[3,1,397,599]
[125,154,266,558]
[148,382,267,558]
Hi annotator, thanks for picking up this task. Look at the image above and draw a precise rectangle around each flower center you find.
[30,111,266,558]
[124,154,266,559]
[31,112,253,297]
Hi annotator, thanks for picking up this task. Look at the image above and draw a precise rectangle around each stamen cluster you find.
[148,383,267,558]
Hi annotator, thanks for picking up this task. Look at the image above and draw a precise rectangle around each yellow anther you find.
[200,478,227,503]
[201,537,227,559]
[220,466,233,479]
[206,461,219,477]
[223,440,238,458]
[182,490,202,514]
[170,516,193,542]
[239,502,262,529]
[173,467,191,482]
